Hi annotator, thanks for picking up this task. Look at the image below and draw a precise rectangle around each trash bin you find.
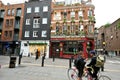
[9,56,16,68]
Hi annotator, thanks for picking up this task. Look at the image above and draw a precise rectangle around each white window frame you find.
[24,31,30,37]
[35,7,39,13]
[27,7,31,13]
[26,19,30,25]
[88,10,92,16]
[53,12,61,20]
[70,11,75,18]
[43,6,48,12]
[78,11,83,17]
[33,31,38,37]
[41,30,47,37]
[33,18,40,28]
[42,18,47,24]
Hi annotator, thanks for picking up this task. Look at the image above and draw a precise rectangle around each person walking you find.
[35,49,39,60]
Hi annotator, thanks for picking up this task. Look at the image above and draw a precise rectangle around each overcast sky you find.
[1,0,120,28]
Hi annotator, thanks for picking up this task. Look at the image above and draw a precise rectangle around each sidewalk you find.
[0,56,70,80]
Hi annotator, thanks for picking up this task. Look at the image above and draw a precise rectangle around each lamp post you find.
[94,28,99,54]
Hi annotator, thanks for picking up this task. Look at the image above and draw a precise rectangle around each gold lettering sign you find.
[65,37,81,40]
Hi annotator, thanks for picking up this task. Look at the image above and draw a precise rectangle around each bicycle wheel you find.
[67,68,78,80]
[98,75,111,80]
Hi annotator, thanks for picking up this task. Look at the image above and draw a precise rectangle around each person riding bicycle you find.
[74,50,86,80]
[87,51,105,80]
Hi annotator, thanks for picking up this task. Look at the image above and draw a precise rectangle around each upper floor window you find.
[53,12,61,20]
[16,8,22,16]
[41,30,47,37]
[33,18,40,28]
[11,9,15,16]
[78,11,83,17]
[43,6,48,12]
[42,18,47,24]
[27,7,31,13]
[26,19,30,25]
[70,11,75,18]
[88,10,92,16]
[33,31,38,37]
[35,7,39,13]
[88,25,93,33]
[7,9,11,15]
[24,31,30,37]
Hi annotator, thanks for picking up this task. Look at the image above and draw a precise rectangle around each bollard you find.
[53,55,55,62]
[69,58,72,68]
[18,54,22,65]
[41,56,45,67]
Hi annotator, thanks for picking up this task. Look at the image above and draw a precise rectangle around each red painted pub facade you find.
[50,37,94,58]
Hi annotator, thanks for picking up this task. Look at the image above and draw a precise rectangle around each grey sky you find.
[1,0,120,27]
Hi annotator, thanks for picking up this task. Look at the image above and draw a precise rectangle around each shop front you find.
[50,37,94,58]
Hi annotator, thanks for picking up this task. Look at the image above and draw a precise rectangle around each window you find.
[43,6,48,12]
[7,9,11,15]
[26,19,30,25]
[41,30,47,37]
[88,10,92,16]
[70,11,75,18]
[33,18,40,28]
[16,8,21,16]
[12,9,15,16]
[35,7,39,13]
[79,25,83,31]
[33,31,38,37]
[78,11,83,17]
[53,12,61,20]
[27,7,31,13]
[42,18,47,24]
[4,31,8,37]
[24,31,30,37]
[88,25,93,33]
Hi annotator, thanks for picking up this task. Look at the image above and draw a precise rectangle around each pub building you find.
[49,0,95,58]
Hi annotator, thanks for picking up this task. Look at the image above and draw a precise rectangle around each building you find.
[97,18,120,56]
[0,1,24,55]
[21,0,52,58]
[50,0,95,58]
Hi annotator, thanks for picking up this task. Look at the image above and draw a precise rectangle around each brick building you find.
[97,18,120,56]
[50,0,95,58]
[0,1,24,55]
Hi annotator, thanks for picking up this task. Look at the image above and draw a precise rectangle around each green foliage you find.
[29,43,47,45]
[104,23,110,28]
[117,22,120,29]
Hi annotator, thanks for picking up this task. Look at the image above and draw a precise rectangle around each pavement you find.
[0,56,70,80]
[0,56,120,80]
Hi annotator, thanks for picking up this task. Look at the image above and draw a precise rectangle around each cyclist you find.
[87,51,105,80]
[74,50,86,80]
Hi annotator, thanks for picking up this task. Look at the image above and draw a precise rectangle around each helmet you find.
[89,50,96,55]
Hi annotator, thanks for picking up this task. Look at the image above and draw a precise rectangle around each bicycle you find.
[67,66,111,80]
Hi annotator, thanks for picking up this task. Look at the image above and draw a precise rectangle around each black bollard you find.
[41,56,45,67]
[18,56,21,65]
[53,54,55,62]
[69,58,72,68]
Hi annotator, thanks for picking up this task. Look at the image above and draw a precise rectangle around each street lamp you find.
[94,28,99,53]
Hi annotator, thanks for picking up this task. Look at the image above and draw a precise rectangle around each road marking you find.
[107,60,120,64]
[106,69,120,72]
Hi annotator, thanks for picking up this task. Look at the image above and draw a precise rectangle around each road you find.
[0,56,120,80]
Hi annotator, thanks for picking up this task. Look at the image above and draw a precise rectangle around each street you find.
[0,56,120,80]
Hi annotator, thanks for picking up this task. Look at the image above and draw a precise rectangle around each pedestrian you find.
[35,49,39,60]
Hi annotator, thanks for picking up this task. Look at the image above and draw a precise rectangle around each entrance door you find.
[52,42,60,58]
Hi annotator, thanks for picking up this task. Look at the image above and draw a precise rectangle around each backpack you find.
[95,55,105,67]
[74,57,85,69]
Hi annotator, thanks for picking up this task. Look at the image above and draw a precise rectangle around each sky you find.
[1,0,120,28]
